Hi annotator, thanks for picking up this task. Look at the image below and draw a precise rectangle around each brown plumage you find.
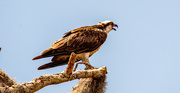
[33,20,118,70]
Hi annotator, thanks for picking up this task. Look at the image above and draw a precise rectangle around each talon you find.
[73,61,94,71]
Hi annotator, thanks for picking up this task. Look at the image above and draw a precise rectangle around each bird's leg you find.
[82,53,94,69]
[73,53,94,71]
[73,61,93,72]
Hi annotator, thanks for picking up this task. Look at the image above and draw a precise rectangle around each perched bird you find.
[33,20,118,70]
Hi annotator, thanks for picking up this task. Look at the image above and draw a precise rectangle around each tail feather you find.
[38,61,68,70]
[33,48,53,60]
[32,55,44,60]
[38,55,70,70]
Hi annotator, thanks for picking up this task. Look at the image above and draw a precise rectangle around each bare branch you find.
[0,66,107,93]
[0,70,17,87]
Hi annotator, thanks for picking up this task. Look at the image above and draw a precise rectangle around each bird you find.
[33,20,118,70]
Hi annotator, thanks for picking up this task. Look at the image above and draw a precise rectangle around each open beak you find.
[112,24,118,31]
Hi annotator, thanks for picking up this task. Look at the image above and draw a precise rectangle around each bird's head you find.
[98,20,118,33]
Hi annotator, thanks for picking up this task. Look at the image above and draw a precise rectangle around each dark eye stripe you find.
[104,22,113,27]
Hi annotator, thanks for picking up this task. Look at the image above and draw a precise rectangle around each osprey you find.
[33,20,118,70]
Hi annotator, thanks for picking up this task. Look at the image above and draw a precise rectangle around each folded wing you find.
[33,27,107,60]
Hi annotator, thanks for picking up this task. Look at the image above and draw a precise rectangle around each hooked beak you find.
[112,24,118,31]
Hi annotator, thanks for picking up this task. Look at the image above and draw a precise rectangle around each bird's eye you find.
[106,22,111,26]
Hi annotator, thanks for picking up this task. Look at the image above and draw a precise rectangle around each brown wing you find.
[33,26,107,60]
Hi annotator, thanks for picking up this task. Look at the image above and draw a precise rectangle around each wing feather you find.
[54,30,107,54]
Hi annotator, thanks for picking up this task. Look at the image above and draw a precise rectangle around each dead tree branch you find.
[0,52,107,93]
[0,70,17,87]
[0,67,107,93]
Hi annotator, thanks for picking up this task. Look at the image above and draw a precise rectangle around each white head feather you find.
[97,20,115,33]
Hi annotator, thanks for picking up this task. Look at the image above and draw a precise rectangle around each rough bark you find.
[0,70,17,87]
[70,75,106,93]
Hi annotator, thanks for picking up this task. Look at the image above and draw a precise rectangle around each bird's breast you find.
[76,46,101,61]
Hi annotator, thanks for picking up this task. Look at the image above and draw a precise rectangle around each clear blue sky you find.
[0,0,180,93]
